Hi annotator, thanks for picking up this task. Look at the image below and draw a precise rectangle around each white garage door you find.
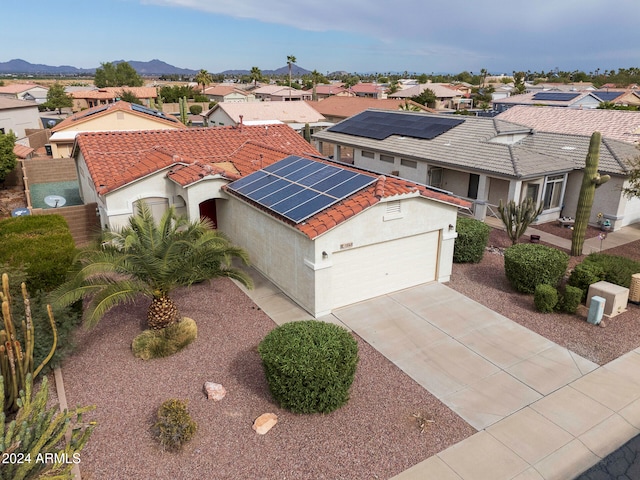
[331,231,440,309]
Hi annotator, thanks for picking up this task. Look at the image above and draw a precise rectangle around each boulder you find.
[204,382,226,401]
[253,413,278,435]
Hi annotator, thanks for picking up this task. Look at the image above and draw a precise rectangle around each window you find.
[543,175,564,209]
[525,183,539,202]
[380,154,394,163]
[361,150,374,159]
[400,158,417,168]
[468,174,479,199]
[429,168,443,187]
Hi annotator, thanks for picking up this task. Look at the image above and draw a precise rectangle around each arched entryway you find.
[199,199,217,228]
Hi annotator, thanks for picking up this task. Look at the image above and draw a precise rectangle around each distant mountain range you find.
[0,59,314,77]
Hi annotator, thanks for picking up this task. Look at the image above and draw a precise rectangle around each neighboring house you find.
[348,83,386,99]
[72,123,468,317]
[592,89,640,107]
[313,109,640,231]
[306,96,435,160]
[496,105,640,144]
[202,85,255,103]
[70,87,158,111]
[389,83,464,110]
[309,84,350,100]
[203,101,329,135]
[527,82,596,93]
[48,101,184,158]
[0,83,48,103]
[252,85,312,101]
[493,91,603,113]
[0,97,42,138]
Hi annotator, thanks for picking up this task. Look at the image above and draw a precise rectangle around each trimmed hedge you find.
[559,285,583,314]
[453,217,491,263]
[568,262,606,301]
[0,215,76,292]
[504,243,569,294]
[258,320,358,414]
[580,253,640,288]
[534,284,558,313]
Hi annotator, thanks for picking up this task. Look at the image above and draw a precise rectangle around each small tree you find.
[94,61,143,88]
[412,88,436,108]
[119,89,142,105]
[0,131,17,187]
[497,197,543,245]
[45,83,72,114]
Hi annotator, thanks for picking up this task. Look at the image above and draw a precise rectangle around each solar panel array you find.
[130,103,179,123]
[593,91,623,102]
[226,156,376,224]
[327,110,465,141]
[532,92,581,102]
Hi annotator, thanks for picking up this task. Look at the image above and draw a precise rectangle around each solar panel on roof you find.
[593,91,622,102]
[226,156,377,224]
[532,92,581,102]
[130,103,178,122]
[327,110,465,141]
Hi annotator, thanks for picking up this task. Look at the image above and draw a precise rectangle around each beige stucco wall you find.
[562,172,627,229]
[51,111,181,158]
[220,193,459,316]
[0,105,42,138]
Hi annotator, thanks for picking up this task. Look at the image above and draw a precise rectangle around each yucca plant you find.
[497,197,543,245]
[52,201,253,330]
[1,374,95,480]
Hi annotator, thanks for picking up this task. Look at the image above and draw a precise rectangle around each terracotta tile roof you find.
[208,101,325,124]
[306,96,436,119]
[224,156,470,239]
[0,83,45,94]
[71,87,158,100]
[13,143,34,158]
[203,85,248,96]
[311,85,349,95]
[496,105,640,144]
[76,124,320,194]
[349,83,385,94]
[52,100,183,132]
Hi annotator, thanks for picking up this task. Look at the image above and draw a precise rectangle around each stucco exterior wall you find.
[562,172,627,229]
[207,110,235,127]
[0,105,41,138]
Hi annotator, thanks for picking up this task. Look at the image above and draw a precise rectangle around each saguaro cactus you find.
[179,96,189,125]
[571,132,610,256]
[0,273,57,413]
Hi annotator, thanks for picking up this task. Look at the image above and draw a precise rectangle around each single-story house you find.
[0,83,48,104]
[202,85,256,103]
[0,97,42,137]
[252,85,312,102]
[496,105,640,144]
[348,83,387,99]
[389,83,465,110]
[308,84,350,100]
[203,101,330,135]
[70,87,158,111]
[312,109,640,231]
[48,101,184,158]
[493,91,604,113]
[72,123,469,317]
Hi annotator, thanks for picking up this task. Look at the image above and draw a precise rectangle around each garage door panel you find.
[331,231,439,309]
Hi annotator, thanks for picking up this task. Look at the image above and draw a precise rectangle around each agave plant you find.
[52,201,252,329]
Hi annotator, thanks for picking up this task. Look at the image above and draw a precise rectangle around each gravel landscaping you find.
[60,279,475,480]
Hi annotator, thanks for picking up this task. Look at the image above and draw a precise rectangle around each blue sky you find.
[3,0,639,75]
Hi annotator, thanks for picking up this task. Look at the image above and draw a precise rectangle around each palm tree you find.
[287,55,297,88]
[250,66,262,86]
[195,69,213,93]
[310,69,322,101]
[52,202,252,330]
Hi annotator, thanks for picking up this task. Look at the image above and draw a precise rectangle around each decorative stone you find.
[204,382,226,401]
[253,413,278,435]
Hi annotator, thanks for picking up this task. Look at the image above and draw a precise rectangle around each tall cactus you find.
[0,273,57,413]
[179,96,189,125]
[497,197,543,245]
[571,132,610,256]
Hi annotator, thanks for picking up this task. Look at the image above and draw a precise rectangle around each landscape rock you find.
[204,382,226,401]
[253,413,278,435]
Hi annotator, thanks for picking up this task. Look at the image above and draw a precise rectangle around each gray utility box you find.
[587,281,629,318]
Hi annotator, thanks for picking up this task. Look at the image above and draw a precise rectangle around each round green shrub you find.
[453,217,491,263]
[504,243,569,294]
[568,263,605,301]
[153,399,197,452]
[189,104,203,115]
[258,320,359,414]
[559,285,582,314]
[581,253,640,288]
[534,284,558,313]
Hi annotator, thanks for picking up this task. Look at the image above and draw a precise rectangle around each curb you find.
[53,366,82,480]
